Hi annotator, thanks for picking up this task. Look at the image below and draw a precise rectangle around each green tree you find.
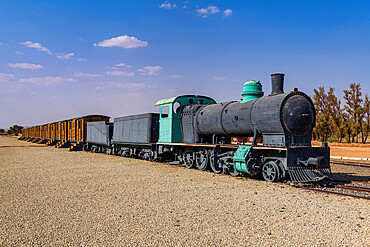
[327,88,345,142]
[7,125,23,135]
[0,129,4,134]
[313,87,330,141]
[361,94,370,143]
[343,83,363,143]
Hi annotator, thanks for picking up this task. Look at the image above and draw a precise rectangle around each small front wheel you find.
[262,161,279,182]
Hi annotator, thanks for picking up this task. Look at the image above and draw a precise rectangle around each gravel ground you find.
[0,136,369,246]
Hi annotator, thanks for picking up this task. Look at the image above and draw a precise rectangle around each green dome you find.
[240,80,264,103]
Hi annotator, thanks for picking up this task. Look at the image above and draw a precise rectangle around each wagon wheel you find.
[195,148,209,171]
[121,149,129,157]
[210,151,222,174]
[142,151,152,160]
[183,152,195,169]
[142,153,149,160]
[262,161,280,182]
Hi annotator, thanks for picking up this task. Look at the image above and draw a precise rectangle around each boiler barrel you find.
[195,94,287,137]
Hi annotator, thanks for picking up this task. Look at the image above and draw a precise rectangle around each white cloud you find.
[196,8,208,16]
[19,76,77,86]
[196,5,220,17]
[56,53,74,60]
[223,9,232,17]
[106,70,135,77]
[15,51,24,55]
[19,41,78,61]
[19,41,51,54]
[8,63,43,70]
[160,1,176,9]
[139,65,163,76]
[208,6,220,14]
[0,73,15,80]
[94,86,103,91]
[171,75,182,78]
[78,58,88,62]
[72,72,101,77]
[114,63,132,69]
[214,76,227,80]
[111,82,146,89]
[94,35,148,49]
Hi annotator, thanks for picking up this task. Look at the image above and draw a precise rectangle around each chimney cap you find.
[269,73,285,96]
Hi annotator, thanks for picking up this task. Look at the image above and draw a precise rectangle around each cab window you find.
[161,106,169,118]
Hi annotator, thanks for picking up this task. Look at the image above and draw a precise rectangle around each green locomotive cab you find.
[155,95,216,143]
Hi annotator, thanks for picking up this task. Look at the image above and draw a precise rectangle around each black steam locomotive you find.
[84,73,333,182]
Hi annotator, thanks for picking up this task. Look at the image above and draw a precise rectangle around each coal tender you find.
[180,74,333,182]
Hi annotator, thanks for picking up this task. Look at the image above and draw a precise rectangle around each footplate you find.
[288,167,334,183]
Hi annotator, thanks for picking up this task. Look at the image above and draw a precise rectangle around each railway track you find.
[301,181,370,200]
[331,159,370,169]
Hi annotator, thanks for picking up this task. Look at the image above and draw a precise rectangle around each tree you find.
[327,88,345,142]
[343,83,363,143]
[313,87,330,141]
[7,125,23,135]
[0,129,4,134]
[362,94,370,143]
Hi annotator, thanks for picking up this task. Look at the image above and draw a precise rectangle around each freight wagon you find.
[21,73,333,183]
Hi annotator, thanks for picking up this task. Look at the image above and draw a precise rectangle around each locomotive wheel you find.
[246,158,260,176]
[196,149,209,171]
[226,161,240,177]
[210,152,222,174]
[183,152,195,169]
[262,161,279,182]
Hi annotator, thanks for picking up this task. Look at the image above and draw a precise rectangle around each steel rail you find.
[335,184,370,193]
[331,161,370,169]
[304,187,370,200]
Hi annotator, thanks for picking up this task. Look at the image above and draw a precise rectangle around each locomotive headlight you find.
[282,95,314,137]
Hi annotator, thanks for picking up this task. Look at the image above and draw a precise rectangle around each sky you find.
[0,0,369,128]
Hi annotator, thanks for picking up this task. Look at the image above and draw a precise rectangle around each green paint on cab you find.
[240,80,264,103]
[233,145,252,173]
[155,95,216,143]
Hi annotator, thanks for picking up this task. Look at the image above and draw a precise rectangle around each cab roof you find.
[155,95,216,106]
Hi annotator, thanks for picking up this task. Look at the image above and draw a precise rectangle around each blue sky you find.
[0,0,369,128]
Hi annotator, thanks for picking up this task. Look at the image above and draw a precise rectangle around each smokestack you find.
[270,73,285,95]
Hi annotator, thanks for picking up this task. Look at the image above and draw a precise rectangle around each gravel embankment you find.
[0,136,369,246]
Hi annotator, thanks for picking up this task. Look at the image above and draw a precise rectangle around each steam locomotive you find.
[22,73,333,182]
